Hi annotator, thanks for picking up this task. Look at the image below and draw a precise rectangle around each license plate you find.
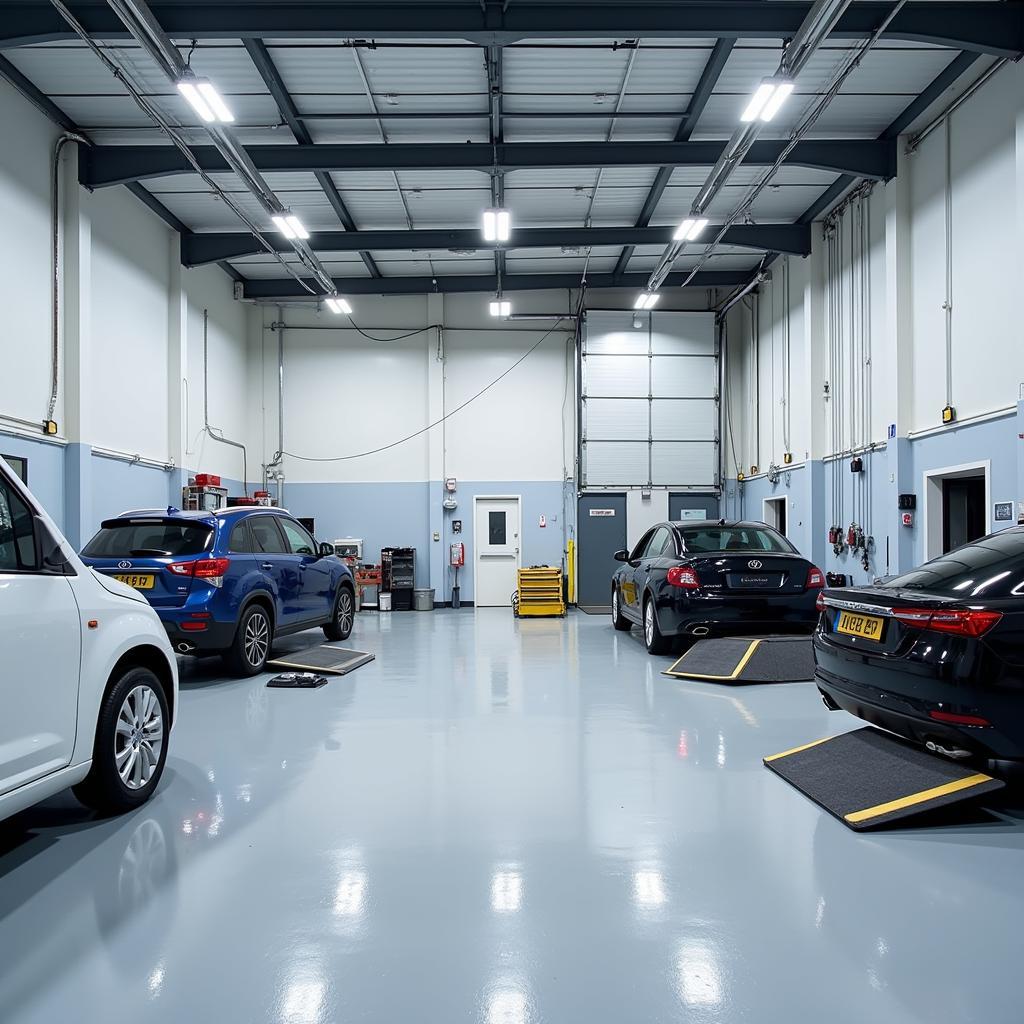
[114,573,155,590]
[835,609,884,641]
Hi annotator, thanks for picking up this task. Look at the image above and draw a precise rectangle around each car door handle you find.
[260,562,273,570]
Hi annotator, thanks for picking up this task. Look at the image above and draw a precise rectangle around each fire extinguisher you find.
[846,523,857,548]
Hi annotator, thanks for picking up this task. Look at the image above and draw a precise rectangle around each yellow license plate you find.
[836,609,884,641]
[114,574,155,590]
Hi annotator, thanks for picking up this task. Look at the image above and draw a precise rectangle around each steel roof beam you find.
[80,138,896,187]
[242,38,379,278]
[3,3,1020,56]
[182,223,810,266]
[613,38,734,278]
[242,269,751,299]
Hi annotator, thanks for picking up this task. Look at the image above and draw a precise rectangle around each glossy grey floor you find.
[2,610,1022,1024]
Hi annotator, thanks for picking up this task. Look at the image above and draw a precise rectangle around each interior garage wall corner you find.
[721,60,1024,584]
[0,75,250,548]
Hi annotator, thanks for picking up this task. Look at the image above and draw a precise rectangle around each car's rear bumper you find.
[814,644,1024,761]
[160,615,236,654]
[656,592,819,638]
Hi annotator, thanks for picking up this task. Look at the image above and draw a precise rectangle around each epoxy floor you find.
[2,609,1022,1023]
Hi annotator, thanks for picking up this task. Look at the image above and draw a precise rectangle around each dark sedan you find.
[815,527,1024,761]
[611,520,825,654]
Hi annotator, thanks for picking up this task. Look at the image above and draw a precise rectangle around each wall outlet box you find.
[942,406,956,424]
[783,452,793,465]
[898,493,916,510]
[43,419,58,435]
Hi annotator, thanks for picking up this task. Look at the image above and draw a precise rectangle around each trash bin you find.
[379,591,392,612]
[413,588,435,611]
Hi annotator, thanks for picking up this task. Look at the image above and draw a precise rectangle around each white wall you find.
[0,78,61,430]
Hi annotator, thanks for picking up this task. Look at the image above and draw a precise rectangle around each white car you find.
[0,456,178,820]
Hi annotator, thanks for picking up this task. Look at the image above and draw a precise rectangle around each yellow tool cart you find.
[514,566,566,617]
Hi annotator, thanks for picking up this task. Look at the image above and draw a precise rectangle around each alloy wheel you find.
[245,611,270,667]
[611,590,619,623]
[645,604,654,646]
[114,685,164,791]
[337,590,354,634]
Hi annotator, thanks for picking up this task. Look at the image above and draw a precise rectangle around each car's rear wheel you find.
[223,604,272,676]
[74,666,169,814]
[644,597,671,655]
[323,584,355,642]
[611,588,630,631]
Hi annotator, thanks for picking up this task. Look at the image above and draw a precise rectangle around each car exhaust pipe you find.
[820,690,841,712]
[176,642,196,655]
[926,740,973,760]
[691,626,710,637]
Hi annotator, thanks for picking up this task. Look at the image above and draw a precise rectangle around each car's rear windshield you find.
[884,530,1024,598]
[680,526,794,554]
[82,518,213,558]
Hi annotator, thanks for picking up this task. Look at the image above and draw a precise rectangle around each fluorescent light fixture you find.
[673,217,710,242]
[272,214,309,240]
[761,81,794,121]
[488,298,512,317]
[482,207,511,242]
[177,81,214,122]
[634,292,659,310]
[177,79,234,124]
[741,79,794,123]
[325,297,353,315]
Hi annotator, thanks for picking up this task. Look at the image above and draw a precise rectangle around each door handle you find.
[260,562,273,570]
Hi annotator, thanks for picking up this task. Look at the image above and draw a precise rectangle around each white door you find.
[474,497,521,607]
[0,471,82,796]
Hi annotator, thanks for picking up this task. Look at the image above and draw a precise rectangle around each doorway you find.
[473,496,521,607]
[763,495,788,537]
[576,493,627,611]
[923,461,990,560]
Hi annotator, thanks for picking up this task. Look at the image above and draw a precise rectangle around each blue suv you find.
[81,507,355,676]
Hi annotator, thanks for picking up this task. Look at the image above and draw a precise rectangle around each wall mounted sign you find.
[589,509,616,517]
[993,502,1014,523]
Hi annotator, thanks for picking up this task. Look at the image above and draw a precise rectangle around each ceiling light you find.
[489,298,512,317]
[325,297,353,315]
[741,79,794,123]
[177,79,234,124]
[272,214,309,240]
[673,217,709,242]
[482,207,511,242]
[634,292,659,310]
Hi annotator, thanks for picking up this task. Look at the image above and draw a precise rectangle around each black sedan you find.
[611,520,824,654]
[815,527,1024,761]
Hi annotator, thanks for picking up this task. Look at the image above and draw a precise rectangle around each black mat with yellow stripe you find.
[764,726,1004,830]
[663,636,815,683]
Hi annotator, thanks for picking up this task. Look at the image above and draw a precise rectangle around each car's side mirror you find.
[34,515,73,574]
[613,549,629,562]
[319,541,335,558]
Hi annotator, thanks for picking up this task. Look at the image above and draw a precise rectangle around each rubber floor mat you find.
[664,636,814,682]
[267,645,374,675]
[764,726,1004,830]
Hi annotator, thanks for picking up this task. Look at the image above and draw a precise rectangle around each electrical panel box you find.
[898,493,917,510]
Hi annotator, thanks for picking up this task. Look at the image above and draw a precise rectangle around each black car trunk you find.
[690,552,812,594]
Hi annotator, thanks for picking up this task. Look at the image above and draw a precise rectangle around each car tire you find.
[643,596,671,655]
[73,666,169,815]
[223,603,273,677]
[611,587,631,631]
[323,584,355,642]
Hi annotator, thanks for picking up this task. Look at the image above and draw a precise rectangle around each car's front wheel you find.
[323,584,355,642]
[74,666,169,814]
[611,587,631,631]
[223,603,273,676]
[644,597,671,655]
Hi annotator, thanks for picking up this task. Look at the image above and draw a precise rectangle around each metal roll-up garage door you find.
[581,310,718,489]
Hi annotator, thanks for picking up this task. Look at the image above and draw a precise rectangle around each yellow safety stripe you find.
[665,639,761,680]
[844,772,994,824]
[763,737,832,762]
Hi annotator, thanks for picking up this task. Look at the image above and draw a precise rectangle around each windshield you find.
[83,519,213,558]
[884,530,1024,598]
[680,525,795,554]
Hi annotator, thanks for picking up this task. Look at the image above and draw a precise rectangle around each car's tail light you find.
[892,607,1003,638]
[815,592,826,613]
[805,565,825,589]
[667,566,700,589]
[167,557,231,586]
[928,710,992,727]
